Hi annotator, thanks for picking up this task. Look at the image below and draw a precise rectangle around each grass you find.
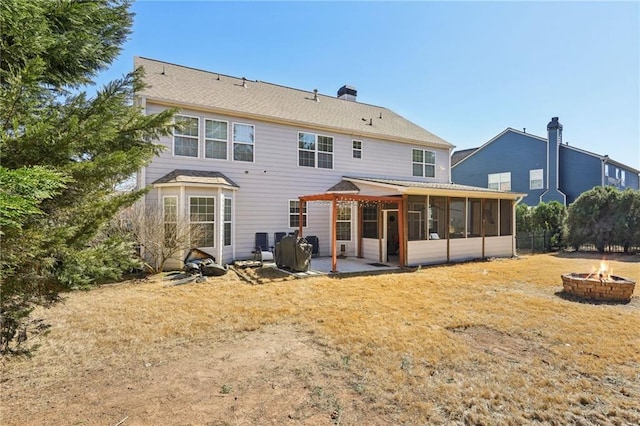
[1,252,639,425]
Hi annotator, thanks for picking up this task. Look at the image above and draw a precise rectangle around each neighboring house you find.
[135,57,524,270]
[451,117,640,206]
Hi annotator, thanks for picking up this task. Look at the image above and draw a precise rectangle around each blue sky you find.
[97,1,640,169]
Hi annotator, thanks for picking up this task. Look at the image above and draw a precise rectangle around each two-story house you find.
[451,117,640,207]
[135,57,524,271]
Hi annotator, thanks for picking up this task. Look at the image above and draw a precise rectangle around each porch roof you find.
[152,169,239,189]
[342,176,526,199]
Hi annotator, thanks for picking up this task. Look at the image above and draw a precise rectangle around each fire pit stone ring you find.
[561,273,636,303]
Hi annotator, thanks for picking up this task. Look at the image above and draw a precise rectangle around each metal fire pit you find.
[561,273,636,302]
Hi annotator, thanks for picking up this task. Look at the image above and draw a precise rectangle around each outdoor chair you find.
[305,235,319,257]
[274,232,287,245]
[254,232,274,262]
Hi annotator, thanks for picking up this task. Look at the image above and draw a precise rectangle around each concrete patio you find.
[265,255,401,277]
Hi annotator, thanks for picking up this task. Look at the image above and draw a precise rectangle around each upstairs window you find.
[352,140,362,159]
[289,200,307,228]
[205,119,228,159]
[233,123,254,162]
[488,172,511,191]
[412,149,436,178]
[530,169,543,190]
[174,115,199,157]
[298,132,333,169]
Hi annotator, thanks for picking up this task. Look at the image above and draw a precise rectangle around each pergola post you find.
[331,196,338,272]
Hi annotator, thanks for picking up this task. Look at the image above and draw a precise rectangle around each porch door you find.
[383,210,399,262]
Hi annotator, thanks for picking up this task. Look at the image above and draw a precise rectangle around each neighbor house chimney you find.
[337,85,357,101]
[540,116,567,205]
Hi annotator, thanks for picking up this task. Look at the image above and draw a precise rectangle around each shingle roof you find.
[451,148,478,166]
[152,170,239,187]
[326,180,360,193]
[344,176,525,197]
[135,57,453,149]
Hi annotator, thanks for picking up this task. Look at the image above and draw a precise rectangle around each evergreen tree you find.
[1,0,175,353]
[531,201,567,249]
[566,186,623,252]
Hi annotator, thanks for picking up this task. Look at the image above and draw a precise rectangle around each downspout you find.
[513,195,525,257]
[601,156,607,187]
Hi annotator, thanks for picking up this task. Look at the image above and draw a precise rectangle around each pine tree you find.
[1,0,175,353]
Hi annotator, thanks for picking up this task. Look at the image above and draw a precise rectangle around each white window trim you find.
[232,122,255,163]
[188,195,216,248]
[173,114,200,158]
[204,118,229,160]
[288,199,307,228]
[223,197,232,247]
[412,148,436,178]
[297,131,334,169]
[336,204,352,242]
[529,169,544,190]
[488,172,511,191]
[352,140,363,159]
[163,195,178,245]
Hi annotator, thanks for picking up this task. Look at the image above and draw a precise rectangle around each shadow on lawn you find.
[554,290,638,306]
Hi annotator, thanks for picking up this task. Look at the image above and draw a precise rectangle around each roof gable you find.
[135,57,453,149]
[452,128,547,168]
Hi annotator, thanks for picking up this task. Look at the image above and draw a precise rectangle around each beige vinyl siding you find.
[407,240,448,265]
[143,102,451,260]
[484,236,513,258]
[449,238,483,262]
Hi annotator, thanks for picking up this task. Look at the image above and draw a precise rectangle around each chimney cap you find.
[337,85,357,100]
[547,116,562,131]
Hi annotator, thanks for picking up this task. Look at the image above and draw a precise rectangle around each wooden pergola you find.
[298,193,405,272]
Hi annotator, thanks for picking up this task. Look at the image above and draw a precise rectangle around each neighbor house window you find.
[362,205,378,238]
[530,169,543,190]
[189,197,215,247]
[336,204,352,241]
[174,115,199,157]
[233,123,254,162]
[205,119,228,159]
[605,164,610,176]
[352,140,362,159]
[412,149,436,178]
[289,200,307,228]
[449,198,466,238]
[298,132,333,169]
[223,198,232,246]
[621,170,626,186]
[163,196,178,245]
[488,172,511,191]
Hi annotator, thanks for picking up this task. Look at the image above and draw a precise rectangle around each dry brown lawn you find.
[1,252,639,425]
